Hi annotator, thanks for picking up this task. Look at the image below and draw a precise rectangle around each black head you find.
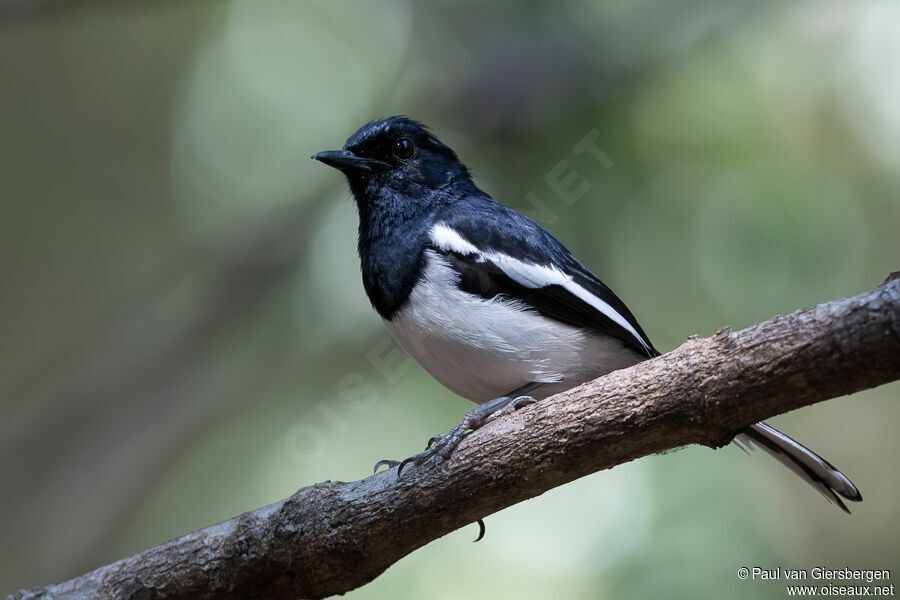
[313,117,479,318]
[312,116,475,209]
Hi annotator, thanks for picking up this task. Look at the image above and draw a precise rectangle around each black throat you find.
[352,182,442,319]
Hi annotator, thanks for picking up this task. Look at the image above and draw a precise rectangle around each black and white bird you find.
[312,116,862,512]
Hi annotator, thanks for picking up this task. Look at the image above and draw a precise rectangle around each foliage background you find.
[1,1,898,598]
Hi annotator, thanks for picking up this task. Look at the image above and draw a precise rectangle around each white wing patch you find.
[429,222,652,354]
[431,222,568,289]
[430,222,480,255]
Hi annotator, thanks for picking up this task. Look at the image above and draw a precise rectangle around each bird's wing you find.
[428,201,658,358]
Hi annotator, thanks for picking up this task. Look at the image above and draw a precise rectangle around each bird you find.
[312,115,862,513]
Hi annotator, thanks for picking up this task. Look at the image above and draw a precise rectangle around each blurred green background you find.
[1,1,898,598]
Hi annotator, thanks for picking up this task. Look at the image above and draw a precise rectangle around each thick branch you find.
[11,276,900,600]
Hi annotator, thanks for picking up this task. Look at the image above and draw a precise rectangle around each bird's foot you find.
[370,422,473,477]
[374,404,493,478]
[373,384,544,477]
[395,415,479,477]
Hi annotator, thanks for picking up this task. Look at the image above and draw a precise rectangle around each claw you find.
[474,519,486,542]
[512,395,536,410]
[396,455,420,479]
[373,459,400,474]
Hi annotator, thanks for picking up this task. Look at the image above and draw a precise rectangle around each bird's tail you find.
[733,421,862,513]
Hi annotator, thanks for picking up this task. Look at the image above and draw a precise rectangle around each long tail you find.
[733,421,862,513]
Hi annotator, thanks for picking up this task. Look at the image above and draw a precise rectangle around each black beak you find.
[311,150,384,173]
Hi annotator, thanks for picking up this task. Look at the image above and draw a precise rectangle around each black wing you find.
[431,199,659,359]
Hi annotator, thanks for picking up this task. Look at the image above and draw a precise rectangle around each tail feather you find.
[734,421,862,513]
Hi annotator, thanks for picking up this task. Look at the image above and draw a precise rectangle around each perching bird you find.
[312,116,862,512]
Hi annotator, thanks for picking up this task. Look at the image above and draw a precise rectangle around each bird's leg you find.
[384,382,544,478]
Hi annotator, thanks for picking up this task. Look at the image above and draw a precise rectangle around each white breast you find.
[384,251,644,404]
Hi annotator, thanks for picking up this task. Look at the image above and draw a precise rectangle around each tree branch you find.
[11,275,900,600]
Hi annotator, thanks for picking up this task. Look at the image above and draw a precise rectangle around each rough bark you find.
[10,275,900,600]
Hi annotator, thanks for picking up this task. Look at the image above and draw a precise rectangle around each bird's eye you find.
[393,137,414,159]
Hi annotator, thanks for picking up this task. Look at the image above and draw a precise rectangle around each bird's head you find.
[312,116,474,212]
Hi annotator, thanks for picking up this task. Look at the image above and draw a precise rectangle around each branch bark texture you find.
[11,276,900,600]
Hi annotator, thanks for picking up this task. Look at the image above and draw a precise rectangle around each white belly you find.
[384,251,644,403]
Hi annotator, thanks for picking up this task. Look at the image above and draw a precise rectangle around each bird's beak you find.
[311,150,385,173]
